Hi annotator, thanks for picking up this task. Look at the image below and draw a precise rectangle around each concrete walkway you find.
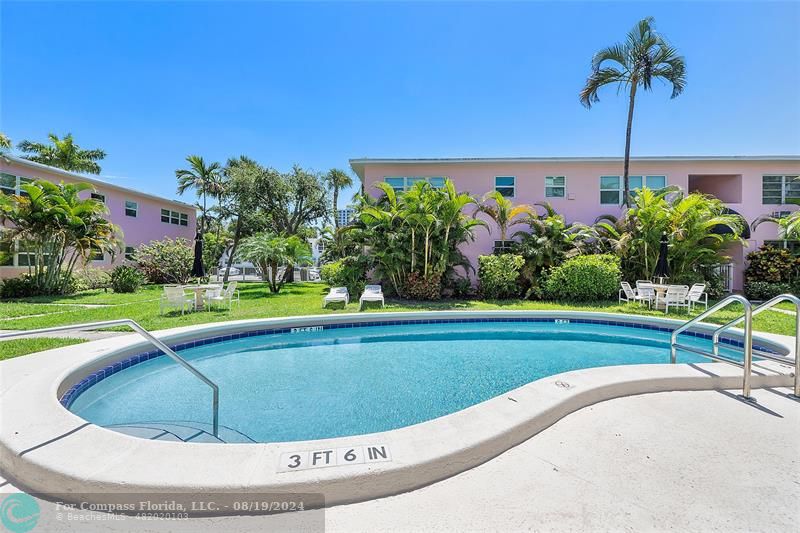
[2,388,798,532]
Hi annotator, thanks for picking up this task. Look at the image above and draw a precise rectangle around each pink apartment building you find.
[351,156,800,292]
[0,155,196,279]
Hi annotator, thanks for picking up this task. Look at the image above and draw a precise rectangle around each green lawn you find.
[0,282,795,338]
[0,337,85,360]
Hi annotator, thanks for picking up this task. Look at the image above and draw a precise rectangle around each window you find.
[161,209,188,226]
[317,240,326,254]
[15,241,46,267]
[125,200,138,217]
[493,240,516,255]
[762,175,800,205]
[91,192,105,203]
[0,173,15,195]
[0,231,12,266]
[545,176,566,198]
[765,240,800,254]
[495,176,515,197]
[383,177,448,193]
[90,245,104,262]
[600,175,667,204]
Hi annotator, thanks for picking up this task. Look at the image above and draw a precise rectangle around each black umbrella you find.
[654,233,670,280]
[191,232,205,279]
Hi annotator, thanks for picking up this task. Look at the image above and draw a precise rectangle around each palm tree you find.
[0,133,11,150]
[324,168,354,228]
[175,155,223,235]
[17,133,106,174]
[236,233,312,293]
[474,190,534,244]
[580,17,686,206]
[752,205,800,241]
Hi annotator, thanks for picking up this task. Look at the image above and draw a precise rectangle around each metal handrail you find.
[712,294,800,397]
[0,319,220,436]
[670,294,753,398]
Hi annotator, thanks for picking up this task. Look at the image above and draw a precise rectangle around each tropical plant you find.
[0,133,11,150]
[590,187,742,282]
[543,254,621,301]
[73,267,111,291]
[236,233,312,293]
[752,207,800,241]
[109,265,145,293]
[133,238,193,284]
[324,168,354,228]
[320,256,368,297]
[318,225,360,263]
[478,254,525,299]
[0,180,121,295]
[474,190,533,246]
[580,17,686,206]
[354,180,485,298]
[512,202,594,297]
[744,245,799,284]
[175,155,223,235]
[17,133,106,174]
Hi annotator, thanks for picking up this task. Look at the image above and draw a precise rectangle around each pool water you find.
[68,321,743,443]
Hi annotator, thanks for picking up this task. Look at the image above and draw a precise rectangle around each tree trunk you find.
[223,215,242,283]
[622,82,638,207]
[200,190,206,236]
[332,187,339,229]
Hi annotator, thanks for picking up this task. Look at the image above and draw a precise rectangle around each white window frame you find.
[600,175,668,205]
[494,176,516,198]
[762,175,800,205]
[161,208,189,226]
[383,176,447,193]
[0,173,33,196]
[91,192,106,203]
[125,200,138,217]
[124,246,136,261]
[545,176,566,198]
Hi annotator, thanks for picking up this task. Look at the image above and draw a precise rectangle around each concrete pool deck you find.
[2,387,798,532]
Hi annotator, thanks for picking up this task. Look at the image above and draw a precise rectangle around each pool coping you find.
[0,310,795,514]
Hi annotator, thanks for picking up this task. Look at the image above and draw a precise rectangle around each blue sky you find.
[2,1,799,205]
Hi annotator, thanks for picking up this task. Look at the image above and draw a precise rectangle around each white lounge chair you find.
[359,285,385,310]
[687,283,708,311]
[619,282,636,304]
[659,285,690,314]
[159,285,193,315]
[635,280,656,308]
[323,287,349,308]
[206,281,240,310]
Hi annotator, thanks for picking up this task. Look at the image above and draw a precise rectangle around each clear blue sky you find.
[2,1,799,205]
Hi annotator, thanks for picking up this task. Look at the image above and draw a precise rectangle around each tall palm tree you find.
[175,155,223,235]
[324,168,354,228]
[580,17,686,206]
[17,133,106,174]
[474,190,534,243]
[0,133,11,150]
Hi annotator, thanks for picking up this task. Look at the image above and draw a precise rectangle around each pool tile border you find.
[58,316,777,409]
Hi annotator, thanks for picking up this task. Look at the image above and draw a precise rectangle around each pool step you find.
[105,421,256,443]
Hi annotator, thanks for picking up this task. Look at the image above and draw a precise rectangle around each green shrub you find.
[745,246,800,284]
[668,270,725,300]
[744,281,793,301]
[73,268,111,291]
[478,254,524,299]
[543,254,621,301]
[403,272,442,300]
[133,238,193,284]
[110,265,145,293]
[0,275,39,299]
[320,256,367,297]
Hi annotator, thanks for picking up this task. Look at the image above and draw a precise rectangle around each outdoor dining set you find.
[619,280,708,313]
[159,281,241,315]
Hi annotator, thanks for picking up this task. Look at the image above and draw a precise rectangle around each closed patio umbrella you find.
[191,232,205,279]
[654,233,670,281]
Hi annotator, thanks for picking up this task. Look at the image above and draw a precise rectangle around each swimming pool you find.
[65,318,756,443]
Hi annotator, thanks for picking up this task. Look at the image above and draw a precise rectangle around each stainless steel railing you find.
[670,294,753,398]
[711,294,800,397]
[0,319,220,437]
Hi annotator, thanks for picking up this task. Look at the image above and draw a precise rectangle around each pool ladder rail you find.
[0,319,220,437]
[670,294,800,399]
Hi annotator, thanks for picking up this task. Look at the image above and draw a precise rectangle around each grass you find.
[0,337,85,360]
[0,282,796,337]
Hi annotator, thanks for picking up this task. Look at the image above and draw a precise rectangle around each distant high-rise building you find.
[336,208,355,226]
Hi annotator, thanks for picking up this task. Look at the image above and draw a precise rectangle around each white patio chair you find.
[323,287,349,308]
[687,283,708,311]
[203,285,223,311]
[159,285,193,315]
[661,285,691,314]
[206,281,240,310]
[359,285,385,310]
[619,282,636,304]
[635,281,656,308]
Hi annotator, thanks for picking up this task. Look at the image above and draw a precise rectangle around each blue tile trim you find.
[59,316,780,408]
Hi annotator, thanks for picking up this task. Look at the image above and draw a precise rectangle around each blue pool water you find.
[68,321,744,443]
